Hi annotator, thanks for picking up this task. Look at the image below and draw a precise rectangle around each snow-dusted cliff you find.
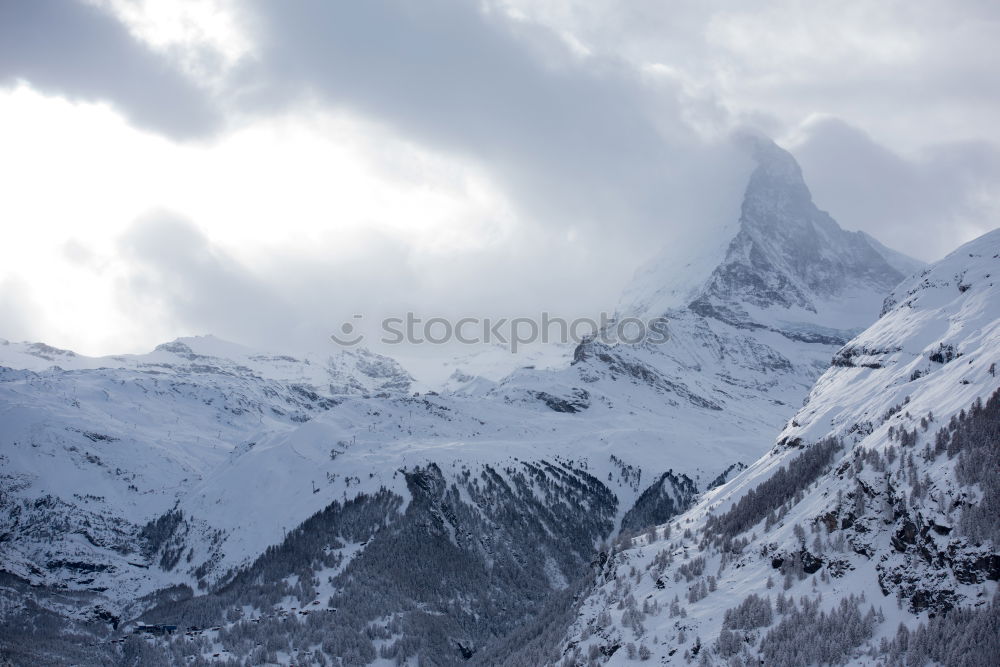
[558,230,1000,666]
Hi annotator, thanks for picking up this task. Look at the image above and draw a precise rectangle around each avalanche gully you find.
[1,140,996,666]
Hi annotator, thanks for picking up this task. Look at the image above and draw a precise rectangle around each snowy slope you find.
[559,229,1000,666]
[0,337,412,602]
[0,141,931,665]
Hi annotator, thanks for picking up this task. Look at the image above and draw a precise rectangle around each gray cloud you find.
[793,118,1000,261]
[236,0,749,236]
[0,277,41,343]
[113,210,654,354]
[117,212,296,342]
[4,0,998,356]
[96,0,754,354]
[0,0,753,320]
[487,0,1000,259]
[0,0,220,139]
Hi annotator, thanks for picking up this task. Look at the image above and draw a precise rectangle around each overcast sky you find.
[1,0,998,357]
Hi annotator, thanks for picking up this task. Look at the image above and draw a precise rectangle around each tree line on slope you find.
[122,460,619,666]
[704,437,841,543]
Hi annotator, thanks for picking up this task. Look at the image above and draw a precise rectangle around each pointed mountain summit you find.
[622,137,922,344]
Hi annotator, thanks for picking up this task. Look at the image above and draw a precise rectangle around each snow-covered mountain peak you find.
[0,334,415,418]
[152,334,254,359]
[743,134,813,207]
[618,139,921,341]
[689,140,918,340]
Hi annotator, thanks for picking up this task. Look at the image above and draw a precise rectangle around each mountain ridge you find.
[620,139,923,348]
[0,142,940,666]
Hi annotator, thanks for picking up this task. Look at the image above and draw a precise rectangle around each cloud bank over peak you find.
[0,0,997,356]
